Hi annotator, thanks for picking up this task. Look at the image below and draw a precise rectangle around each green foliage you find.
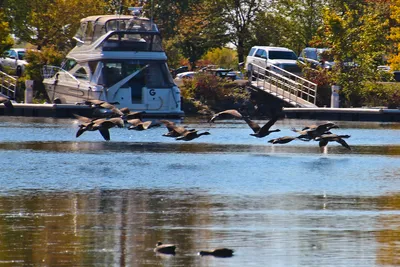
[313,1,391,107]
[181,72,250,112]
[360,82,400,108]
[201,47,238,69]
[4,0,107,52]
[0,10,13,54]
[24,46,64,81]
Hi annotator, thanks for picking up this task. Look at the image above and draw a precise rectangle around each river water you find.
[0,116,400,266]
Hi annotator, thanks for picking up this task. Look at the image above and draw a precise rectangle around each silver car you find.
[0,48,27,76]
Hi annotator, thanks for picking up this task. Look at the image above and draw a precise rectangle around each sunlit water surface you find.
[0,116,400,266]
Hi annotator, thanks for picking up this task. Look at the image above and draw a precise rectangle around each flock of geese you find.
[0,98,352,151]
[73,100,352,152]
[154,241,234,257]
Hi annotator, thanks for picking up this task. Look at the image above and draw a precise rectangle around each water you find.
[0,116,400,266]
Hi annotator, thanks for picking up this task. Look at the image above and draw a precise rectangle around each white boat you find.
[42,8,183,117]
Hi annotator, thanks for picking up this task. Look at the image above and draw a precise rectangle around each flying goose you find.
[293,122,339,141]
[84,99,124,117]
[0,96,14,110]
[154,242,176,255]
[160,120,195,137]
[244,116,280,138]
[208,109,243,123]
[315,134,351,151]
[127,118,160,130]
[199,248,234,257]
[74,114,123,141]
[175,130,211,141]
[268,136,297,144]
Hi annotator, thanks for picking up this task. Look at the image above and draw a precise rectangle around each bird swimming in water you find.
[244,116,280,138]
[315,133,351,152]
[154,242,176,255]
[208,109,243,123]
[199,248,234,257]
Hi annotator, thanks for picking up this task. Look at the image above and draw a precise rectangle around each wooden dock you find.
[283,107,400,122]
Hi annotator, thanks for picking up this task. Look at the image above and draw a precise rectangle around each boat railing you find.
[41,65,81,85]
[0,70,17,99]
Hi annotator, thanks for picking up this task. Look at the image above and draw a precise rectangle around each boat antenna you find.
[151,0,154,27]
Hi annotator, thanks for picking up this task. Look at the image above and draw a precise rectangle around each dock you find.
[0,103,184,118]
[0,103,399,122]
[283,107,400,122]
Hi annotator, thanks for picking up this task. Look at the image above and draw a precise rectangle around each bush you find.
[180,72,250,113]
[361,82,400,108]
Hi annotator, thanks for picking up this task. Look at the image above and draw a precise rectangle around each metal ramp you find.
[0,70,17,99]
[248,63,317,107]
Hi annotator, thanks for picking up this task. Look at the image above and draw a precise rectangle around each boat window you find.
[74,67,89,80]
[101,32,163,52]
[74,22,86,43]
[84,21,94,44]
[62,59,77,71]
[146,62,174,87]
[88,61,99,74]
[103,63,124,86]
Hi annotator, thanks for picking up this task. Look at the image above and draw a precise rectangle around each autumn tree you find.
[175,3,228,69]
[0,9,13,54]
[314,0,391,107]
[3,0,107,52]
[388,0,400,70]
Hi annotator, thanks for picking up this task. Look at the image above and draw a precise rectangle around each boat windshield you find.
[101,60,174,88]
[101,32,163,52]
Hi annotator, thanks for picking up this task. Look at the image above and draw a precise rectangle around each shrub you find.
[180,72,250,113]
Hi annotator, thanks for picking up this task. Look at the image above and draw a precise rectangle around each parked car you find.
[0,48,27,76]
[171,66,189,78]
[298,47,334,69]
[245,46,302,76]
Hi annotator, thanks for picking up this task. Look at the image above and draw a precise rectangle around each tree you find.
[388,0,400,70]
[0,9,13,54]
[314,0,391,107]
[4,0,107,52]
[175,3,228,69]
[207,0,265,64]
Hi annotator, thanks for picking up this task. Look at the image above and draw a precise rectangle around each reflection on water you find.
[1,190,400,266]
[0,117,400,266]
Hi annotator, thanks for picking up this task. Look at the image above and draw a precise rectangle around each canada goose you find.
[154,242,176,255]
[122,111,145,121]
[315,134,351,151]
[244,116,280,138]
[208,109,243,123]
[74,114,123,141]
[160,121,196,137]
[84,99,123,117]
[199,248,234,257]
[175,130,211,141]
[293,122,339,141]
[268,136,297,144]
[0,96,14,110]
[127,118,153,130]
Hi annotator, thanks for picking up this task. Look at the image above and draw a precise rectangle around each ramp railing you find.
[249,63,317,107]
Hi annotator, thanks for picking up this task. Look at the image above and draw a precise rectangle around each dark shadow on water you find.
[0,141,400,156]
